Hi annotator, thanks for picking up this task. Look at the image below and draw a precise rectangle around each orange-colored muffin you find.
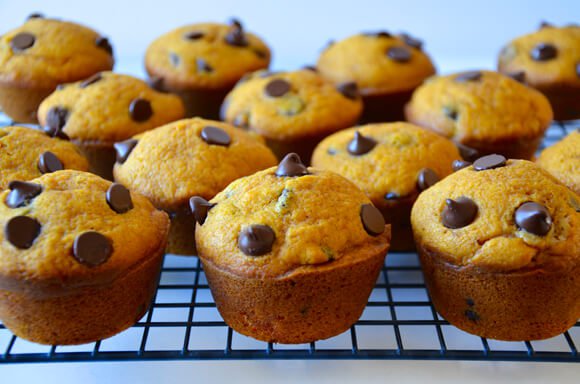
[536,130,580,195]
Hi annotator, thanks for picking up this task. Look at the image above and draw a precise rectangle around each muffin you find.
[312,122,460,250]
[537,130,580,194]
[405,70,553,161]
[0,125,89,189]
[498,24,580,120]
[37,72,185,180]
[317,31,436,123]
[113,118,277,255]
[0,170,170,345]
[145,19,271,119]
[194,153,391,343]
[0,15,114,123]
[220,68,363,163]
[411,155,580,341]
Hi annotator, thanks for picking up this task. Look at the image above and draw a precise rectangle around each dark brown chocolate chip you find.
[201,126,231,146]
[96,36,113,55]
[455,142,479,162]
[539,21,553,29]
[27,13,44,20]
[55,84,66,91]
[252,48,268,59]
[148,76,165,91]
[530,43,558,61]
[465,309,479,322]
[225,19,248,47]
[360,204,385,236]
[184,31,204,40]
[466,298,475,307]
[473,154,506,171]
[385,192,400,200]
[44,106,69,139]
[364,31,392,38]
[515,202,552,236]
[508,71,526,83]
[79,73,102,88]
[129,98,152,122]
[11,32,35,51]
[238,224,275,256]
[337,82,359,100]
[37,151,63,174]
[455,71,482,82]
[264,79,291,98]
[417,168,439,191]
[400,32,423,50]
[443,106,458,121]
[303,65,318,72]
[4,216,41,249]
[189,196,215,225]
[5,181,42,208]
[441,196,478,229]
[275,153,309,177]
[386,46,412,62]
[106,183,133,214]
[114,139,138,163]
[196,58,213,73]
[452,159,471,172]
[73,231,113,267]
[169,52,180,66]
[347,131,377,156]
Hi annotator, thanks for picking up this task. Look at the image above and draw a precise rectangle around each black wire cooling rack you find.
[0,116,578,364]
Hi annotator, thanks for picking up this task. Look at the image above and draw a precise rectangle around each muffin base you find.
[538,85,580,121]
[265,133,334,166]
[417,243,580,341]
[75,140,116,181]
[0,82,53,124]
[151,81,230,120]
[360,89,415,124]
[376,194,417,251]
[166,207,197,256]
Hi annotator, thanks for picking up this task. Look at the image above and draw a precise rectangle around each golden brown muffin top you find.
[498,24,580,89]
[316,32,436,95]
[0,16,114,88]
[537,130,580,195]
[113,118,277,211]
[37,72,185,142]
[405,70,553,146]
[0,125,89,189]
[0,170,169,293]
[145,20,270,91]
[411,157,580,272]
[195,154,390,278]
[311,123,460,203]
[221,69,363,141]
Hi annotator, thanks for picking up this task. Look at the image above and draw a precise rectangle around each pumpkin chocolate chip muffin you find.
[220,68,363,163]
[498,23,580,120]
[0,125,89,189]
[405,70,553,161]
[194,154,391,343]
[317,31,436,123]
[37,72,185,180]
[113,117,277,256]
[411,155,580,341]
[145,19,271,119]
[312,122,459,250]
[537,130,580,195]
[0,170,170,345]
[0,15,114,123]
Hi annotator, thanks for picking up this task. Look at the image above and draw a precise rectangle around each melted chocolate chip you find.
[96,36,113,55]
[455,71,482,82]
[189,196,215,225]
[73,231,113,267]
[5,181,42,208]
[473,154,506,171]
[264,79,291,97]
[114,139,138,163]
[441,196,478,229]
[196,58,213,73]
[452,159,472,172]
[225,19,248,47]
[106,183,133,214]
[360,204,385,236]
[347,131,377,156]
[4,216,41,249]
[515,202,552,236]
[44,106,69,139]
[11,32,35,51]
[508,71,526,83]
[129,98,152,122]
[201,126,231,146]
[238,224,275,256]
[37,151,63,174]
[530,43,558,61]
[275,153,309,177]
[417,168,439,191]
[387,46,412,62]
[337,82,359,100]
[456,142,479,162]
[79,73,102,88]
[400,32,423,50]
[184,31,204,40]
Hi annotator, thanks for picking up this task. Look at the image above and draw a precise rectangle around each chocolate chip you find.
[539,21,553,29]
[530,43,558,61]
[327,148,337,155]
[576,62,580,78]
[455,71,482,82]
[515,202,552,236]
[238,224,275,256]
[275,153,309,177]
[466,298,475,307]
[73,231,113,267]
[56,84,66,91]
[5,181,42,208]
[386,46,412,62]
[169,52,180,66]
[417,168,439,191]
[148,76,164,91]
[264,79,291,98]
[4,216,41,249]
[11,32,35,51]
[443,106,458,121]
[364,31,392,38]
[400,32,423,50]
[441,196,478,229]
[452,159,471,172]
[114,139,138,163]
[96,36,113,55]
[465,309,479,322]
[337,82,359,100]
[201,126,231,147]
[508,71,526,83]
[252,48,268,59]
[106,183,133,214]
[473,154,506,171]
[385,193,400,200]
[347,131,377,156]
[189,196,215,225]
[44,106,69,139]
[79,73,102,88]
[196,58,213,73]
[225,19,248,47]
[37,151,63,174]
[27,13,44,20]
[360,204,385,236]
[455,142,479,162]
[184,31,204,40]
[129,98,152,122]
[303,65,317,72]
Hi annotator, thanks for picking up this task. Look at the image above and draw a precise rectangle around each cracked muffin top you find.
[537,130,580,195]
